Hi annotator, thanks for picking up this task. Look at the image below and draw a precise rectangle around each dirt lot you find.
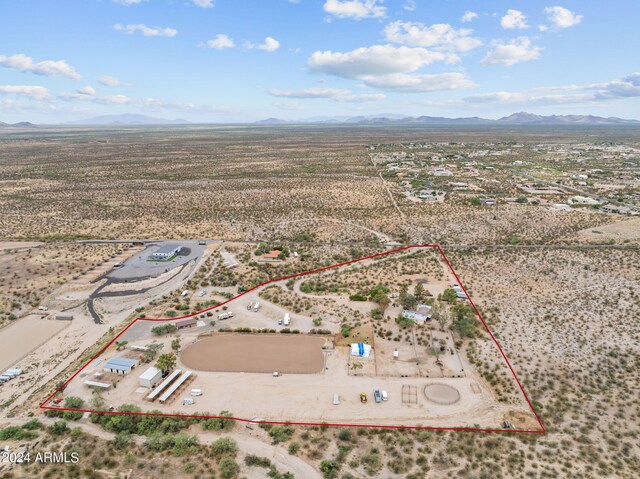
[0,314,70,371]
[180,334,328,374]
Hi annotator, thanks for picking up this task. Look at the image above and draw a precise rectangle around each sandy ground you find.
[0,241,43,250]
[181,334,327,374]
[0,315,69,371]
[576,217,640,243]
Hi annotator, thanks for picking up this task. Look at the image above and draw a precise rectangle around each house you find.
[601,204,630,215]
[139,366,162,388]
[150,244,182,260]
[402,305,432,325]
[175,318,197,329]
[570,195,600,206]
[258,250,283,262]
[103,357,139,375]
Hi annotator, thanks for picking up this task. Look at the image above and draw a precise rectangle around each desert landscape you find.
[0,124,638,479]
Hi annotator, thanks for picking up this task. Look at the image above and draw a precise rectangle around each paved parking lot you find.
[107,241,208,281]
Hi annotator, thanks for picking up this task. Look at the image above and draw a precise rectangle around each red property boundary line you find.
[40,244,545,435]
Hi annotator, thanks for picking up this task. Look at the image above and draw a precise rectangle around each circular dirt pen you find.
[180,334,327,374]
[424,383,461,405]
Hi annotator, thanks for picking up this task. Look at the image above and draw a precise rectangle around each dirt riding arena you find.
[180,334,328,374]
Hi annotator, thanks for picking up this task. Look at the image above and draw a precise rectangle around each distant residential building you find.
[553,204,572,211]
[258,250,283,262]
[601,204,630,215]
[570,195,600,206]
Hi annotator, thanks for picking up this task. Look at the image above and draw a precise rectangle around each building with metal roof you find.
[103,357,139,375]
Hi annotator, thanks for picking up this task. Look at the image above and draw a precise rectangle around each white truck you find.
[253,302,260,312]
[283,313,290,327]
[181,290,189,297]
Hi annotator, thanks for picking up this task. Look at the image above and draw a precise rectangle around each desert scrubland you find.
[0,125,638,478]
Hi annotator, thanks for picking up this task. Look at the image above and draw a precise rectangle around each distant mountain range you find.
[0,121,36,128]
[2,112,639,127]
[255,112,640,126]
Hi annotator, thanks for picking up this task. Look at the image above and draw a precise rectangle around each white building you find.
[139,366,162,388]
[150,244,182,260]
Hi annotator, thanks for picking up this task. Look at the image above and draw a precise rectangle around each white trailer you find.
[253,302,260,312]
[283,313,290,326]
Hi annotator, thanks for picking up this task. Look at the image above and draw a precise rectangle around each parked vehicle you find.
[181,290,189,297]
[190,389,202,396]
[183,398,194,406]
[381,390,388,401]
[333,393,340,405]
[373,388,382,403]
[283,313,290,326]
[38,306,49,311]
[253,302,260,312]
[247,302,254,310]
[360,392,367,403]
[198,289,206,297]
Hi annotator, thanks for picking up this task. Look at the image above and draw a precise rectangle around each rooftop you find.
[153,244,182,255]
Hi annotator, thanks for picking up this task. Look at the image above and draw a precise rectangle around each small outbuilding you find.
[175,318,197,329]
[139,366,162,388]
[350,343,372,358]
[103,357,139,375]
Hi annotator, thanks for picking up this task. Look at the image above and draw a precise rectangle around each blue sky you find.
[1,0,639,122]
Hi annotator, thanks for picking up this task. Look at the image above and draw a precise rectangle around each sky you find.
[1,0,639,123]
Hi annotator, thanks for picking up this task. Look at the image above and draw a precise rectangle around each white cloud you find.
[98,75,122,87]
[248,37,280,52]
[384,21,482,52]
[403,1,415,12]
[461,11,478,23]
[268,87,384,102]
[323,0,386,20]
[481,37,541,66]
[78,85,96,96]
[501,9,528,29]
[308,45,447,78]
[359,72,475,92]
[114,24,177,37]
[192,0,214,8]
[461,73,640,106]
[113,0,144,5]
[0,85,50,100]
[0,54,82,80]
[308,45,474,93]
[207,34,235,50]
[544,6,583,29]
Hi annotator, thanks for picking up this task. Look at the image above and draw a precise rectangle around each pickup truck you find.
[373,388,382,403]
